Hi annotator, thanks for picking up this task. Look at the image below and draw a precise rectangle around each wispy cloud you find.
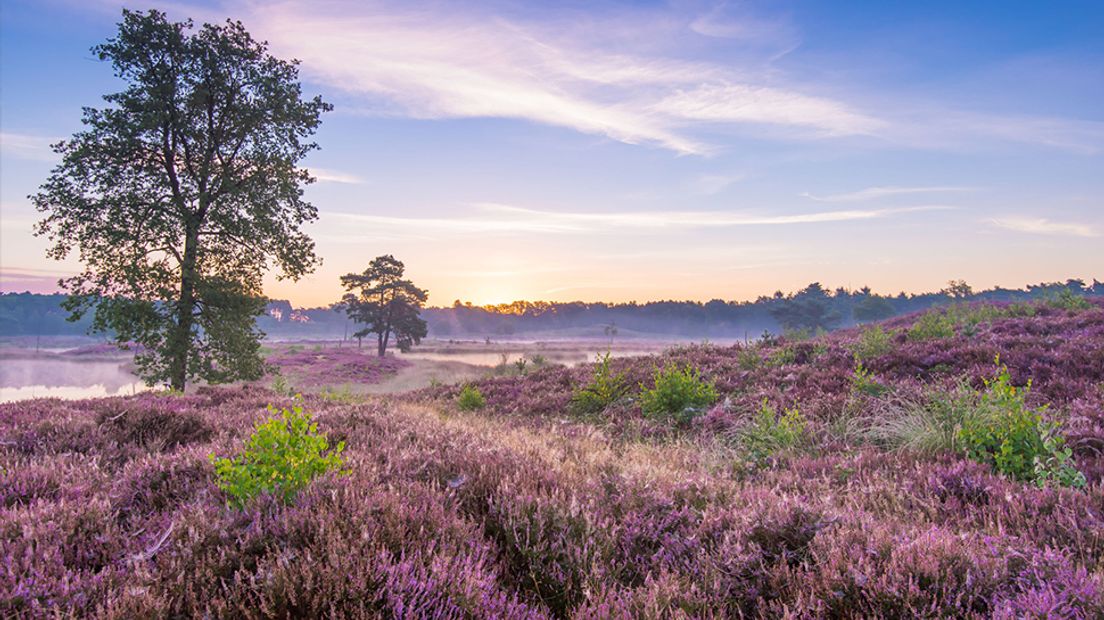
[327,202,951,236]
[0,132,61,162]
[307,167,365,184]
[990,216,1098,238]
[690,172,746,195]
[242,2,881,155]
[801,186,976,203]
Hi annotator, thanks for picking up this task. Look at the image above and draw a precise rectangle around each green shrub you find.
[318,384,358,403]
[457,384,486,411]
[958,362,1085,488]
[766,346,797,367]
[850,325,895,361]
[638,362,718,423]
[209,402,345,507]
[736,400,807,463]
[570,351,628,416]
[736,347,761,370]
[271,372,294,397]
[850,360,888,397]
[907,310,956,340]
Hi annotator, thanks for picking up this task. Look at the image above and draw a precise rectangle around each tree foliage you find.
[340,255,429,356]
[32,10,330,390]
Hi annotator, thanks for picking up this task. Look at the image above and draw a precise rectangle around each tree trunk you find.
[168,223,199,391]
[377,329,389,357]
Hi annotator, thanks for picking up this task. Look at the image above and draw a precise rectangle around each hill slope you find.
[2,300,1103,617]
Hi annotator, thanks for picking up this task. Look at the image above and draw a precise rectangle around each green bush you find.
[766,346,797,367]
[209,402,345,507]
[907,310,956,340]
[850,325,895,361]
[736,346,761,370]
[850,360,888,397]
[638,362,718,423]
[736,400,807,463]
[570,351,628,416]
[457,384,486,410]
[958,362,1085,488]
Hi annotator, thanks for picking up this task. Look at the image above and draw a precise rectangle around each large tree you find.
[340,256,428,356]
[769,282,842,333]
[33,10,330,390]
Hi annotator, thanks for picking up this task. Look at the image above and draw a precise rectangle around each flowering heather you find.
[1,300,1102,617]
[265,344,409,388]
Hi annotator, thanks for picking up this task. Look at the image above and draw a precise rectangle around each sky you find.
[1,0,1102,307]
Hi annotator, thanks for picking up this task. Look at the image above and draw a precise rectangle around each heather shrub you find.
[958,363,1085,488]
[457,384,486,410]
[95,401,213,452]
[908,309,956,340]
[638,363,718,423]
[209,402,345,507]
[850,325,895,361]
[570,351,628,416]
[734,399,807,463]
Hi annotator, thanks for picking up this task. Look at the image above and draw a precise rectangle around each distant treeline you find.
[3,278,1100,340]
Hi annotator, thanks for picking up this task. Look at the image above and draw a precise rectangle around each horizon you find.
[2,1,1103,307]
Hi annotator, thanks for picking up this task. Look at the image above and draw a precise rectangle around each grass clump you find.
[735,399,807,464]
[638,362,717,423]
[209,401,345,508]
[958,362,1085,488]
[864,382,976,455]
[570,351,628,416]
[457,384,486,411]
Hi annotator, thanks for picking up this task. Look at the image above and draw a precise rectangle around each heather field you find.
[3,300,1104,618]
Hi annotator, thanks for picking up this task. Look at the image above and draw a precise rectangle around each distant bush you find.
[735,399,807,463]
[958,362,1085,488]
[850,325,895,361]
[457,384,486,411]
[638,362,718,423]
[1046,288,1092,311]
[570,351,628,416]
[209,402,345,507]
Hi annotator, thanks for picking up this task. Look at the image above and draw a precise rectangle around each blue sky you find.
[1,0,1102,306]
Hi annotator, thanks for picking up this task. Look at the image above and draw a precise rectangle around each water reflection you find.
[0,354,150,402]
